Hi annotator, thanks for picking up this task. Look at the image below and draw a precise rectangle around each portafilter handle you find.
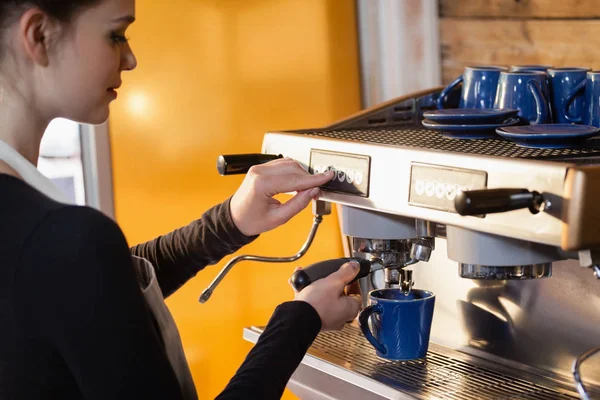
[217,153,283,175]
[455,188,544,216]
[290,258,373,292]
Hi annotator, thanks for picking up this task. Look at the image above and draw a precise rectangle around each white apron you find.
[0,140,198,400]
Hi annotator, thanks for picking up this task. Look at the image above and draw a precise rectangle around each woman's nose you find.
[121,44,138,71]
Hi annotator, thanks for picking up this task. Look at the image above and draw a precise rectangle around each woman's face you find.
[42,0,137,124]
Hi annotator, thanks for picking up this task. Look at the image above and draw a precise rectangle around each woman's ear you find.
[18,8,60,67]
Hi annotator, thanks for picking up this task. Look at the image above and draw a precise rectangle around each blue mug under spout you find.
[359,288,435,361]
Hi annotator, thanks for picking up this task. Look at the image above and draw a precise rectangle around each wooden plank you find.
[440,19,600,84]
[439,0,600,19]
[562,166,600,251]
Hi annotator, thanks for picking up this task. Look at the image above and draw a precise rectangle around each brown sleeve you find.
[130,197,258,298]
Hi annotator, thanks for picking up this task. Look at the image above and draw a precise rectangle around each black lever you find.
[290,257,372,292]
[217,153,283,175]
[455,188,544,216]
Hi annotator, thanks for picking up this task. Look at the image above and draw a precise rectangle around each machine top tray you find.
[286,124,600,163]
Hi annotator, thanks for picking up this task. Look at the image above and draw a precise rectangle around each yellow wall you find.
[109,1,361,399]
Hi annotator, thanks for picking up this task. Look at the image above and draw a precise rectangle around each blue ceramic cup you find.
[510,65,553,73]
[359,289,435,361]
[493,71,551,124]
[564,71,600,127]
[510,66,553,115]
[437,65,507,109]
[548,68,589,123]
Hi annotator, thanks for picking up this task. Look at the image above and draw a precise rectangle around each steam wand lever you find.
[455,188,545,216]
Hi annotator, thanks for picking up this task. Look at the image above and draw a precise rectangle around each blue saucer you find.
[423,108,519,124]
[422,117,521,139]
[495,124,600,148]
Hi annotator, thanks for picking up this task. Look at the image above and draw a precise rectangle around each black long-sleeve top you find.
[0,174,321,399]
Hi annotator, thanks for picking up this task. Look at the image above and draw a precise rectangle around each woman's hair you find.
[0,1,102,30]
[0,1,102,58]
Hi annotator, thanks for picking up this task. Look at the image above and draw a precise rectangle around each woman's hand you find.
[292,262,362,331]
[230,158,334,237]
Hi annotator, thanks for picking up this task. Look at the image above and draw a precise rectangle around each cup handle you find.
[358,304,387,355]
[564,80,586,124]
[528,80,550,125]
[436,75,463,109]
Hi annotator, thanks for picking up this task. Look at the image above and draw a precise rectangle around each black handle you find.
[455,188,544,216]
[217,154,283,175]
[290,257,372,292]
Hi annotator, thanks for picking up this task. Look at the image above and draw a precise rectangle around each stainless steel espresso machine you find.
[202,88,600,399]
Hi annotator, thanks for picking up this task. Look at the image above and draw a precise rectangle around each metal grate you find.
[292,124,600,159]
[310,325,578,400]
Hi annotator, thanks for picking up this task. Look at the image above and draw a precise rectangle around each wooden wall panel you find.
[440,19,600,83]
[439,0,600,84]
[439,0,600,18]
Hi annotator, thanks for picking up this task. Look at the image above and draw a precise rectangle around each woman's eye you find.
[111,33,129,44]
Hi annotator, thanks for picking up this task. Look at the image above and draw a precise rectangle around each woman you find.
[0,1,362,399]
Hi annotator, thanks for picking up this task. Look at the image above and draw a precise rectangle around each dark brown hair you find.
[0,1,103,58]
[0,1,102,28]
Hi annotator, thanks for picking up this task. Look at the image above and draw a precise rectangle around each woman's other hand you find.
[230,158,334,236]
[292,262,362,331]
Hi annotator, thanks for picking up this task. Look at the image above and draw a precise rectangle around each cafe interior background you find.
[38,0,600,398]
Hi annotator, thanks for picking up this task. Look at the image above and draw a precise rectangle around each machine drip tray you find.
[243,324,585,400]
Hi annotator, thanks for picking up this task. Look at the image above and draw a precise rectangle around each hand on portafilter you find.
[289,262,362,331]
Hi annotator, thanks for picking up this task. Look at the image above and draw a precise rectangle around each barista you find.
[0,1,362,399]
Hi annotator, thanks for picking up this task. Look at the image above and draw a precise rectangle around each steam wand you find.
[199,200,331,303]
[572,252,600,399]
[572,345,600,400]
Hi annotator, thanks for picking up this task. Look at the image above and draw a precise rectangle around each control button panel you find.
[409,163,487,213]
[309,149,370,197]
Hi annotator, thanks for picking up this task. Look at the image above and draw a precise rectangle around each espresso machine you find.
[201,88,600,399]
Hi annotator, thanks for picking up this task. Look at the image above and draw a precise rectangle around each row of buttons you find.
[313,165,365,185]
[312,166,471,200]
[413,179,473,201]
